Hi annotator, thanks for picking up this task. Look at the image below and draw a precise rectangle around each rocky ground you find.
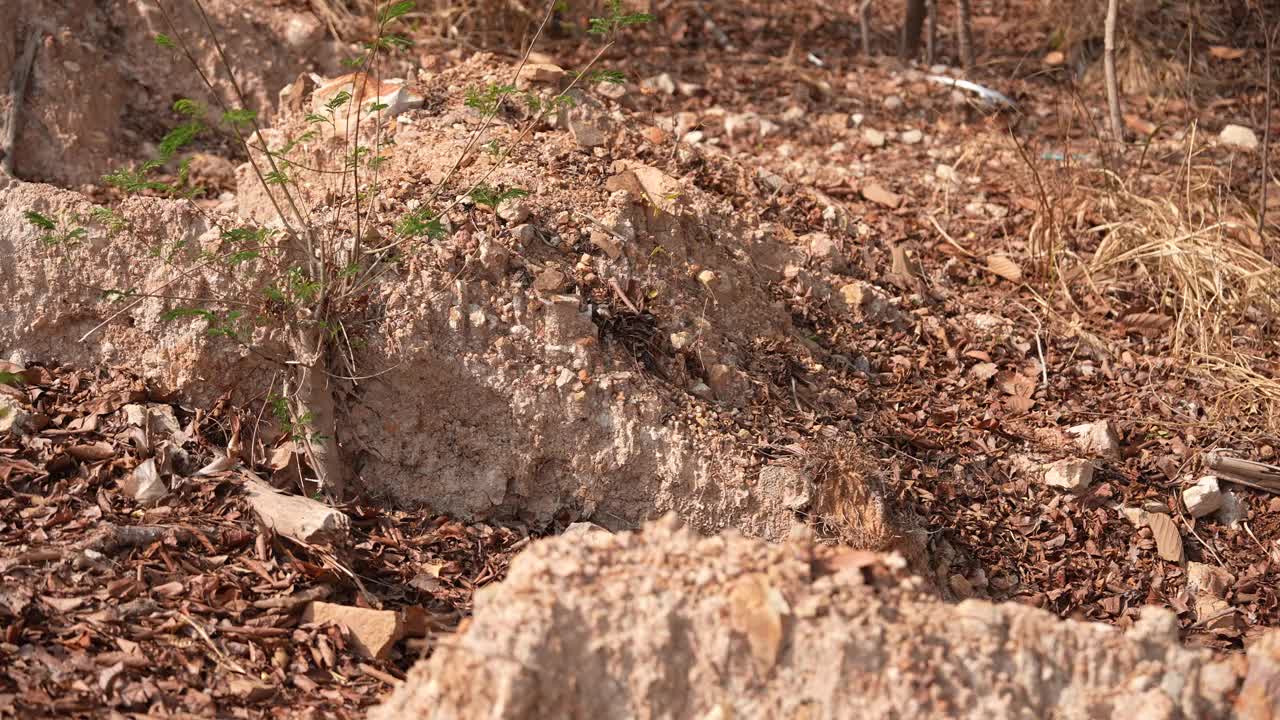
[1,0,1278,717]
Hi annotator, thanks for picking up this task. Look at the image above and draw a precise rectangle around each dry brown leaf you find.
[1121,312,1173,337]
[1123,114,1156,135]
[1208,46,1246,60]
[970,362,998,381]
[41,595,85,613]
[1005,395,1036,414]
[67,442,116,462]
[1143,512,1184,562]
[985,254,1022,282]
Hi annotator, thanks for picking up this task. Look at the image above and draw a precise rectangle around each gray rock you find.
[1218,124,1259,151]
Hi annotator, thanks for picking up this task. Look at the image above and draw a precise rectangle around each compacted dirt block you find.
[374,517,1256,720]
[0,0,342,188]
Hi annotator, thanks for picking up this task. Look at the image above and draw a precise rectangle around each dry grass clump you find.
[1047,0,1259,97]
[1030,132,1280,432]
[808,444,927,565]
[1088,176,1279,359]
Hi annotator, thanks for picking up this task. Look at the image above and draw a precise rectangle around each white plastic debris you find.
[926,75,1016,110]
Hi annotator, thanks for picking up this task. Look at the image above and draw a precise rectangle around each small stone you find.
[596,81,628,101]
[0,395,30,435]
[562,522,609,538]
[1183,475,1223,518]
[706,363,738,400]
[803,232,838,259]
[555,367,575,388]
[674,112,699,137]
[850,113,865,126]
[900,129,924,145]
[1219,124,1259,151]
[839,282,903,325]
[781,106,806,122]
[283,14,323,48]
[478,239,509,276]
[696,270,720,289]
[935,164,959,183]
[304,602,404,659]
[758,118,780,137]
[669,331,693,351]
[861,183,902,209]
[589,231,622,259]
[689,381,714,399]
[1216,488,1246,526]
[676,81,703,96]
[641,126,666,144]
[569,115,609,147]
[497,200,530,224]
[949,574,975,599]
[532,268,567,293]
[1121,506,1146,527]
[1067,420,1122,459]
[756,168,787,192]
[641,73,676,95]
[516,62,565,88]
[511,223,537,243]
[682,130,704,144]
[724,113,757,139]
[883,95,904,111]
[862,128,886,148]
[1043,459,1095,492]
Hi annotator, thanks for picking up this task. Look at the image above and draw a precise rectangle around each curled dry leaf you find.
[969,362,998,381]
[1142,511,1184,563]
[67,441,116,462]
[985,254,1022,282]
[1208,46,1246,60]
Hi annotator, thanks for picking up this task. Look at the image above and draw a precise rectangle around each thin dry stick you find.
[1259,18,1273,238]
[1104,0,1124,142]
[178,612,250,676]
[2,28,39,176]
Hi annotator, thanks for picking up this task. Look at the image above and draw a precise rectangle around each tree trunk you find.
[900,0,927,61]
[925,0,937,65]
[1104,0,1124,141]
[957,0,975,69]
[859,0,873,56]
[288,325,347,497]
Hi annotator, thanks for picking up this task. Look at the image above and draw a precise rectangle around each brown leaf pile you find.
[0,364,522,717]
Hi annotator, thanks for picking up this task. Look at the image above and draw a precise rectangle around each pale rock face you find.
[1043,458,1095,492]
[373,519,1246,720]
[1067,420,1122,459]
[1182,476,1223,518]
